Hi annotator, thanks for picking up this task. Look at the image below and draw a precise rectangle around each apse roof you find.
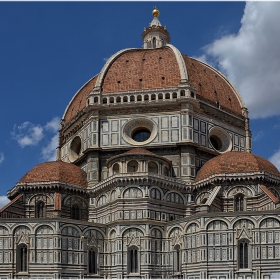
[196,151,280,181]
[19,160,88,187]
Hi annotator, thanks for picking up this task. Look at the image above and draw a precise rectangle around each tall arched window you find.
[174,244,181,272]
[239,240,249,269]
[235,194,244,211]
[153,37,156,48]
[128,246,138,274]
[71,205,81,220]
[88,248,97,274]
[35,201,45,218]
[17,244,28,272]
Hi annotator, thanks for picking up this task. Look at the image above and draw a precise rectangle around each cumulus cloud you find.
[0,196,9,209]
[0,152,4,164]
[12,122,44,147]
[269,149,280,171]
[12,117,59,161]
[42,134,58,161]
[203,2,280,119]
[45,117,60,133]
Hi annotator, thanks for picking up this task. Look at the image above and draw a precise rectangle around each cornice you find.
[8,181,88,200]
[88,172,192,196]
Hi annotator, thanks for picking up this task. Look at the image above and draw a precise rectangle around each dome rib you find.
[93,48,137,92]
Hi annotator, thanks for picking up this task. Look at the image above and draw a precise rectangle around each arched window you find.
[235,194,244,211]
[239,240,249,269]
[113,163,120,174]
[174,244,181,272]
[128,246,138,274]
[148,161,158,174]
[127,160,138,172]
[17,244,28,272]
[88,248,97,274]
[71,205,81,220]
[35,201,45,218]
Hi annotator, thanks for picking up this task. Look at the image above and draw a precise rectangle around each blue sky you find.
[0,2,280,207]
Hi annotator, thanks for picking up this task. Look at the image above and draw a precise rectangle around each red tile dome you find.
[63,47,244,125]
[19,160,88,187]
[196,151,280,181]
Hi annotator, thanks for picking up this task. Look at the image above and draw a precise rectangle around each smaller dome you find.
[19,160,88,187]
[196,151,280,181]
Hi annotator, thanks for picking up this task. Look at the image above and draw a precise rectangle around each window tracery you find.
[239,239,249,269]
[235,194,244,211]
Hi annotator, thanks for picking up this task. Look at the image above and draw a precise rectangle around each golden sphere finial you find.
[152,6,159,18]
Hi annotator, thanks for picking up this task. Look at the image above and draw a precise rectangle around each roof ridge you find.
[0,194,23,213]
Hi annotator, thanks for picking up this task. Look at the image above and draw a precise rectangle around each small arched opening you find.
[113,163,120,174]
[71,204,81,220]
[148,161,158,174]
[127,160,138,172]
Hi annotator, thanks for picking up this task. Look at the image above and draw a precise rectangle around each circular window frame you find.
[208,126,232,153]
[69,136,82,162]
[122,118,157,146]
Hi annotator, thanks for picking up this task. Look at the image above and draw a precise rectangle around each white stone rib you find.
[166,44,189,82]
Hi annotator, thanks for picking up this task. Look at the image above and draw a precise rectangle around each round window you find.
[208,126,232,153]
[69,136,81,162]
[122,118,157,146]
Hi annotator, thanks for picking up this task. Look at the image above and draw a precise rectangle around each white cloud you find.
[0,152,4,164]
[12,122,44,148]
[0,196,9,209]
[269,149,280,171]
[45,117,60,133]
[12,117,60,162]
[41,134,58,161]
[203,2,280,119]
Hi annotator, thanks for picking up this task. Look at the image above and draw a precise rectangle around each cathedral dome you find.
[196,151,280,181]
[63,48,244,125]
[19,160,88,187]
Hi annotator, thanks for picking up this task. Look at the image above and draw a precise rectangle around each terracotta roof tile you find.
[0,194,23,213]
[183,55,242,116]
[19,160,88,187]
[123,148,156,156]
[102,48,180,93]
[260,185,279,203]
[64,75,98,124]
[196,151,280,181]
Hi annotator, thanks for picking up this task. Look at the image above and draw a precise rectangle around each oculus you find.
[69,136,82,162]
[209,126,232,153]
[123,118,157,146]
